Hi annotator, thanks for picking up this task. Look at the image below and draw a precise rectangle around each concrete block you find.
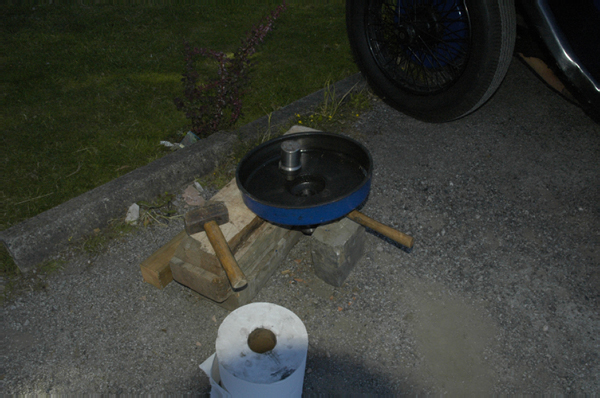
[310,217,365,287]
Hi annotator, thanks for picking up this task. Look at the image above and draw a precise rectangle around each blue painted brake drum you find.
[235,132,373,226]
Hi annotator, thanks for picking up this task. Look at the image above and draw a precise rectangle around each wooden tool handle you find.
[347,210,415,249]
[204,220,248,290]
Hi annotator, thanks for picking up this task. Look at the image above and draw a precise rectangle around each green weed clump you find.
[295,83,374,131]
[174,3,287,138]
[137,192,179,227]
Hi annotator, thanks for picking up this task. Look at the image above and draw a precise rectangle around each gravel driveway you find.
[2,59,599,395]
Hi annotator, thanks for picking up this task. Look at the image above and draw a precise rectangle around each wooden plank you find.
[229,216,264,253]
[170,236,231,302]
[141,125,313,290]
[171,222,302,309]
[140,230,186,289]
[140,177,260,289]
[140,218,264,290]
[219,223,303,311]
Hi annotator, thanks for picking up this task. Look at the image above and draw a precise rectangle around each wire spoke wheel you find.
[347,0,516,122]
[367,0,471,94]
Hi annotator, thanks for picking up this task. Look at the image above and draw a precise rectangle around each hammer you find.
[346,210,414,249]
[184,201,247,290]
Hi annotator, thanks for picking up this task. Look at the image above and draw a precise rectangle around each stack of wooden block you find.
[140,178,304,310]
[140,127,368,310]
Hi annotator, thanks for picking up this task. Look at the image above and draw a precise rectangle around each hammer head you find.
[184,201,229,235]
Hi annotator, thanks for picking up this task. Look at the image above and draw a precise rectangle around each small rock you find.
[194,181,204,192]
[125,203,139,224]
[182,184,205,207]
[180,131,200,147]
[160,141,182,150]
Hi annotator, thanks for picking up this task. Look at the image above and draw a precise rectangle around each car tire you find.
[346,0,517,122]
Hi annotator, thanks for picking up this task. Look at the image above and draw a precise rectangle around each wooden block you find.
[169,217,264,302]
[140,178,260,289]
[171,221,302,309]
[310,217,365,287]
[219,223,302,311]
[170,236,231,302]
[144,126,310,296]
[140,230,186,289]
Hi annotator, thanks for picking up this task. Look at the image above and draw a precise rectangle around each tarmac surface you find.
[2,59,599,395]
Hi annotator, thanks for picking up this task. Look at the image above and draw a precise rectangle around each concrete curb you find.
[2,73,365,272]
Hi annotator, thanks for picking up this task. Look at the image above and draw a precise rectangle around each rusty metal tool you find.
[184,201,247,290]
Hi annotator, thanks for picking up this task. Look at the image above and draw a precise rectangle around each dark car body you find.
[519,0,600,120]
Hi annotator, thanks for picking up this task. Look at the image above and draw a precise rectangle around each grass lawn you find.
[1,2,357,231]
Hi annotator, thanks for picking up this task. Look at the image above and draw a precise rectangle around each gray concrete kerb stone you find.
[1,73,366,272]
[311,217,366,287]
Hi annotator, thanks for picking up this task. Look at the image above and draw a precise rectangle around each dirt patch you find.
[403,278,498,395]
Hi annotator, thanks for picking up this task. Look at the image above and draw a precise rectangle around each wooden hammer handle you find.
[347,210,414,249]
[204,220,248,290]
